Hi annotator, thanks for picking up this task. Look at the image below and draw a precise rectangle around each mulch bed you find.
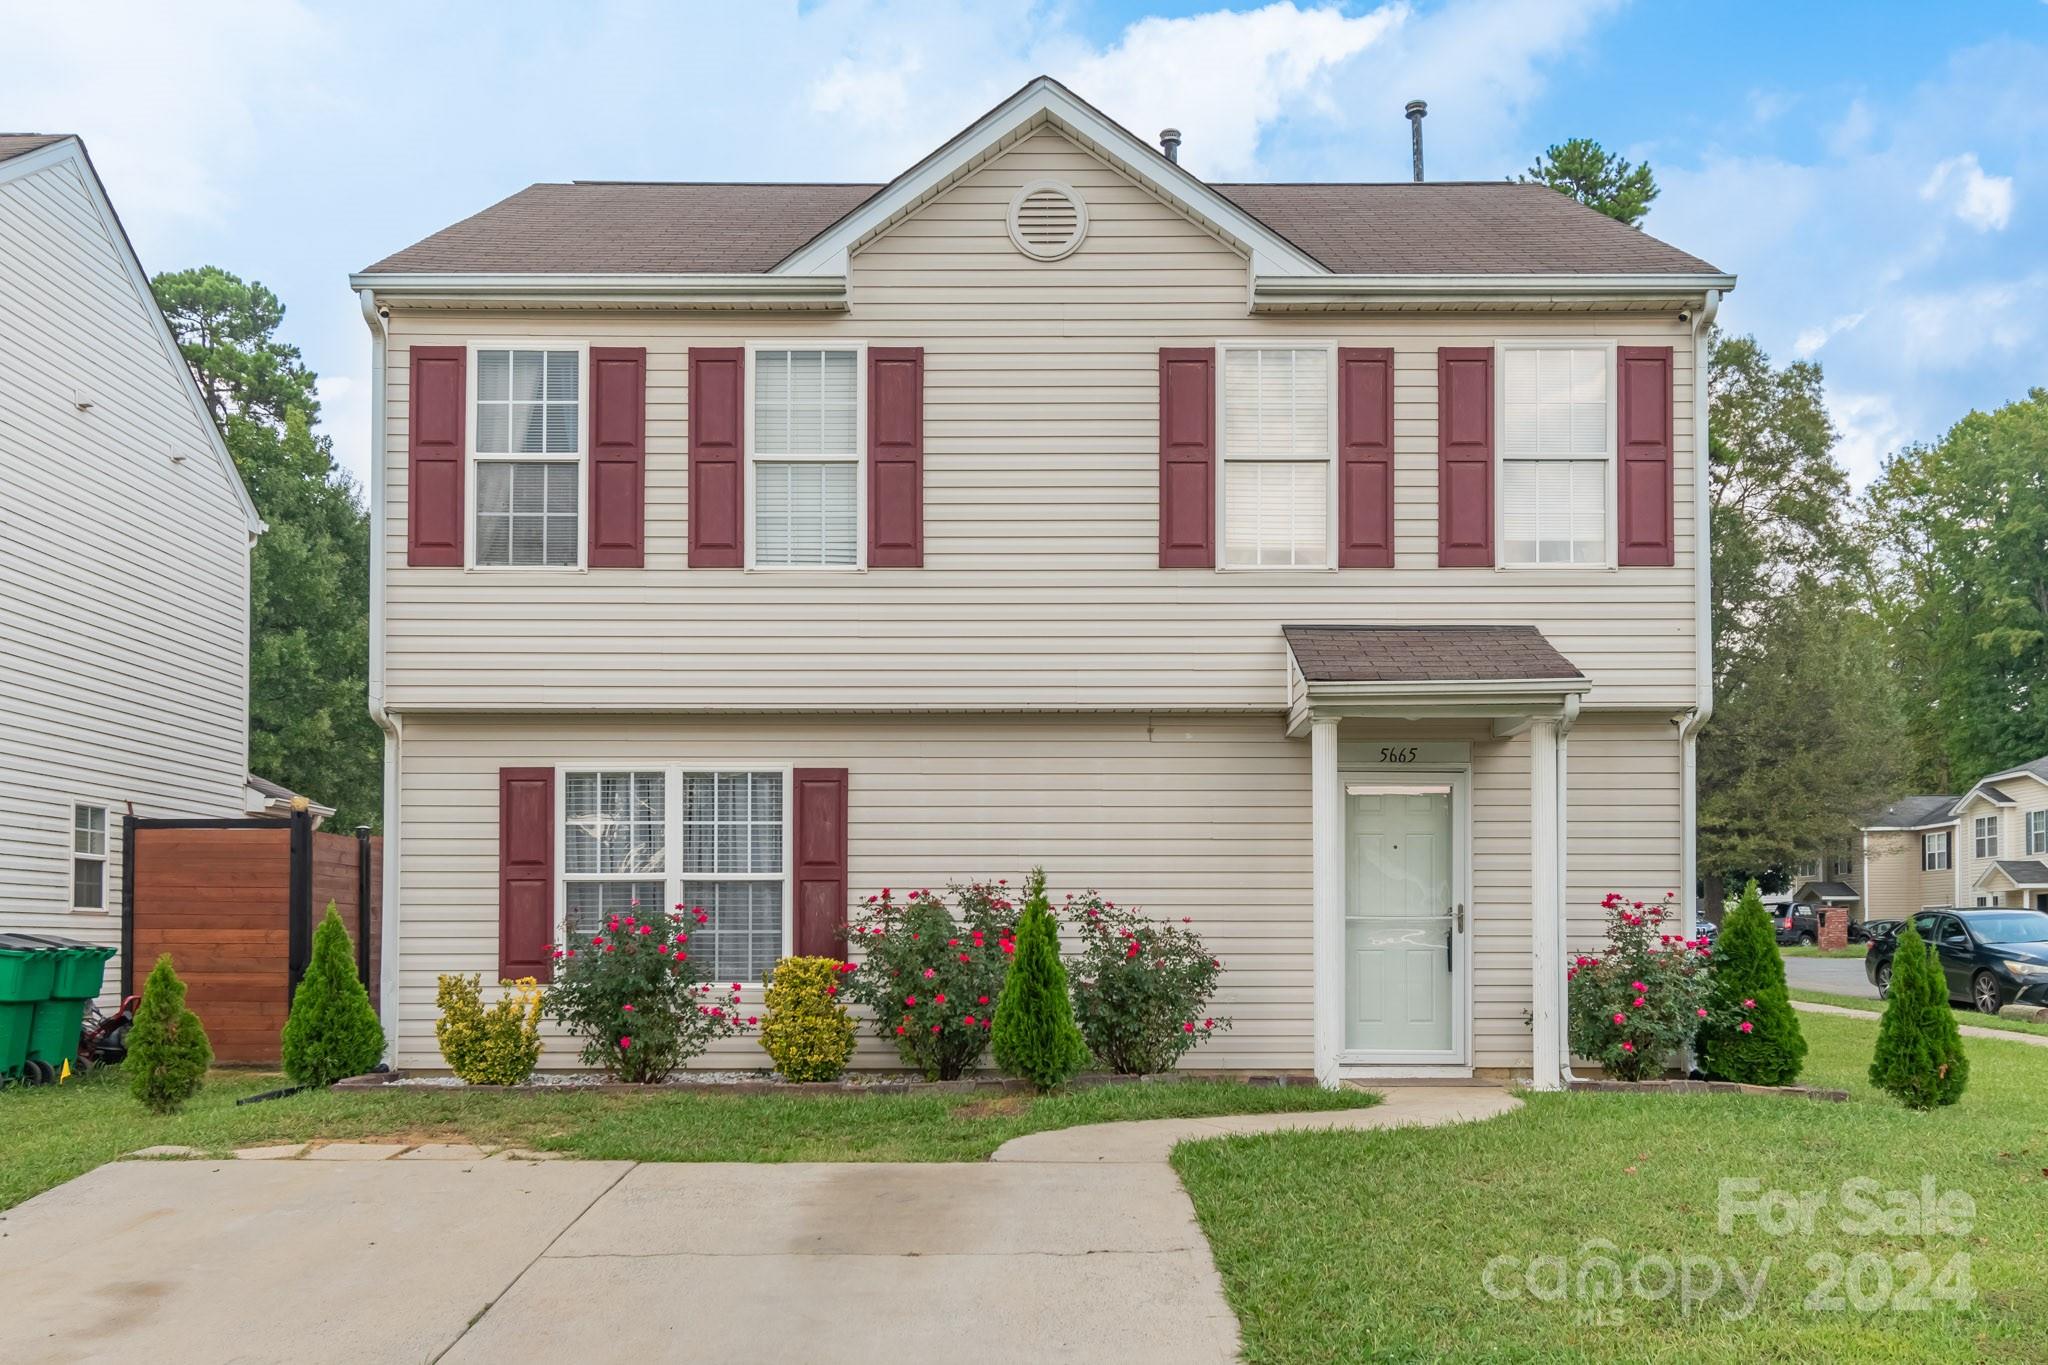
[1568,1077,1850,1102]
[332,1069,1318,1097]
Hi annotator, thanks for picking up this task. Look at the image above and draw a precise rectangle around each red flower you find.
[1612,1012,1627,1025]
[964,1015,977,1026]
[622,1003,635,1012]
[619,1036,632,1049]
[934,994,946,1005]
[825,984,837,996]
[895,1025,906,1036]
[1620,1041,1635,1053]
[959,953,971,963]
[1738,1020,1755,1034]
[1204,1018,1214,1028]
[747,1016,758,1025]
[977,995,989,1005]
[1182,1021,1195,1033]
[905,994,918,1006]
[930,1023,941,1034]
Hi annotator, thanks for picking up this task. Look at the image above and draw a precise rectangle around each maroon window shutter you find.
[868,347,924,567]
[1158,347,1215,568]
[587,346,647,567]
[498,767,555,983]
[791,768,849,960]
[1437,346,1494,567]
[688,347,745,568]
[407,346,466,567]
[1616,345,1675,567]
[1337,346,1395,568]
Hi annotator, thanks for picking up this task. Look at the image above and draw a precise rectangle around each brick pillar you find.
[1818,906,1849,951]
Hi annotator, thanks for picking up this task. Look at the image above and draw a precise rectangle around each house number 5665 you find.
[1377,746,1420,763]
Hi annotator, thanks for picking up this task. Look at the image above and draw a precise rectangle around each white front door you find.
[1344,784,1461,1059]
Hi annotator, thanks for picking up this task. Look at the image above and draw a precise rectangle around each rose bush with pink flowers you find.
[1565,892,1713,1081]
[1065,891,1228,1074]
[840,882,1017,1080]
[542,904,752,1082]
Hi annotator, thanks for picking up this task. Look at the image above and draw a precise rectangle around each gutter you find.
[357,288,404,1062]
[346,271,848,309]
[1253,272,1738,311]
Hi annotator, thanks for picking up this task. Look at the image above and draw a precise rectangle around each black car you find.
[1858,918,1902,946]
[1864,908,2048,1013]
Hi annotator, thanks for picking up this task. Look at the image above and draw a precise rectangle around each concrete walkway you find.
[1794,998,2048,1048]
[0,1089,1517,1365]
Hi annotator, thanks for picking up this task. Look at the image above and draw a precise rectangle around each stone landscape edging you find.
[330,1068,1320,1097]
[1567,1077,1849,1102]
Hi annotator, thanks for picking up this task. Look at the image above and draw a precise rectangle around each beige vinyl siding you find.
[0,154,252,993]
[1860,830,1942,921]
[378,130,1700,715]
[392,709,1671,1075]
[1957,776,2048,904]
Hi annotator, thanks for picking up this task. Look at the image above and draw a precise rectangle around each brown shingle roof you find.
[360,178,1719,278]
[0,134,70,165]
[1283,625,1585,685]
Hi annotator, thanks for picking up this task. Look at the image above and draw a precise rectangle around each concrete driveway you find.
[1783,954,1879,999]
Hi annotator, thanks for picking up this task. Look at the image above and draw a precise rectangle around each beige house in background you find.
[1845,757,2048,923]
[349,78,1734,1089]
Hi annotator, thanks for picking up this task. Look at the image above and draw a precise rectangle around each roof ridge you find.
[566,179,885,188]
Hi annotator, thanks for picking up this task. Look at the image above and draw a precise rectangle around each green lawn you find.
[0,1072,1372,1212]
[1788,987,2048,1039]
[1780,945,1870,959]
[1174,1013,2048,1363]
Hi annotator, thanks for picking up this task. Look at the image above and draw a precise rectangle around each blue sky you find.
[4,0,2042,487]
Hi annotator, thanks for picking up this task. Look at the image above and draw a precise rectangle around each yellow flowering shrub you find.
[760,956,857,1082]
[435,974,545,1085]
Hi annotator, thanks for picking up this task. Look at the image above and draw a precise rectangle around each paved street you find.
[1782,954,1880,1000]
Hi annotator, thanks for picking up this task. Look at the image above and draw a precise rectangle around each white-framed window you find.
[1829,854,1853,878]
[1974,815,2000,860]
[1977,895,2000,907]
[2027,809,2047,855]
[747,345,864,569]
[559,766,789,983]
[1219,344,1333,569]
[72,803,108,910]
[1498,342,1614,568]
[469,344,586,569]
[1792,857,1820,882]
[1922,831,1951,871]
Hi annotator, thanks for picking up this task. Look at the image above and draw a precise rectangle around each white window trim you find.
[743,341,868,572]
[1923,831,1951,871]
[1213,339,1339,573]
[464,342,589,573]
[1493,338,1619,572]
[552,763,794,987]
[1974,815,2000,860]
[2027,809,2048,855]
[71,800,110,912]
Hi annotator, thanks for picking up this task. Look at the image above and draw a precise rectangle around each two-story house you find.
[351,79,1732,1088]
[1858,756,2048,922]
[0,134,265,990]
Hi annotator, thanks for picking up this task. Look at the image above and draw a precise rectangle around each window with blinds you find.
[476,460,578,566]
[1500,346,1611,566]
[1221,347,1330,568]
[752,348,860,567]
[472,347,583,568]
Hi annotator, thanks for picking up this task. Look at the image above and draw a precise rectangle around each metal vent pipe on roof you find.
[1405,100,1427,182]
[1159,128,1181,164]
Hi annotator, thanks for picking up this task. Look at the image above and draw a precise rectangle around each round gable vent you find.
[1007,180,1088,261]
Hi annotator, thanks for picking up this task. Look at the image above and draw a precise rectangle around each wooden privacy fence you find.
[123,811,381,1064]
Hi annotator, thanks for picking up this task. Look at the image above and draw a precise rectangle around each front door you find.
[1344,784,1461,1059]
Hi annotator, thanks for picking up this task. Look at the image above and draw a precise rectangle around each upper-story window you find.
[750,347,862,569]
[1974,814,2000,860]
[472,346,583,568]
[73,803,108,909]
[2028,809,2048,856]
[1829,854,1853,878]
[1499,344,1613,567]
[1923,831,1950,871]
[1791,857,1820,882]
[1220,346,1331,569]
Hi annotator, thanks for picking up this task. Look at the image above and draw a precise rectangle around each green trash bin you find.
[15,935,116,1074]
[0,934,58,1079]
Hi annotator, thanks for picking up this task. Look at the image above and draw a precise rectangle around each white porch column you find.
[1529,718,1564,1090]
[1311,716,1343,1087]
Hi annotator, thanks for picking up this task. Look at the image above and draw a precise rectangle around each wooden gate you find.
[125,811,381,1065]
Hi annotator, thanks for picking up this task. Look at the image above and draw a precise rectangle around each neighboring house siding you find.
[390,711,1677,1073]
[0,154,251,994]
[1861,831,1925,920]
[378,130,1700,715]
[1958,776,2048,903]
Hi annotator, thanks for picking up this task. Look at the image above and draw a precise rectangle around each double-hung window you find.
[750,347,862,568]
[471,346,584,568]
[560,767,788,983]
[1499,344,1613,567]
[1974,815,2000,860]
[72,803,107,909]
[1923,831,1950,871]
[1220,345,1332,568]
[2027,810,2048,856]
[1792,857,1820,882]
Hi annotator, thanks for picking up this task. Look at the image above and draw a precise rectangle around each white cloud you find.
[1791,311,1867,359]
[1919,152,2014,231]
[1827,388,1912,487]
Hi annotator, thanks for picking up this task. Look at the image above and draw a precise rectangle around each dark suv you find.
[1865,907,2048,1013]
[1764,901,1820,947]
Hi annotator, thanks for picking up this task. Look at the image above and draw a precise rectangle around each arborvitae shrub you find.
[280,904,386,1088]
[991,867,1089,1091]
[1698,881,1807,1085]
[127,953,212,1114]
[1869,921,1970,1110]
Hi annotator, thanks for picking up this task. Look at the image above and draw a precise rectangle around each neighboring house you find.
[349,77,1734,1089]
[1858,758,2048,922]
[1787,844,1863,916]
[243,774,337,829]
[0,135,265,994]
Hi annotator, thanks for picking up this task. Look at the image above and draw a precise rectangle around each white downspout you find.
[1677,288,1722,940]
[1555,693,1581,1085]
[358,289,404,1064]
